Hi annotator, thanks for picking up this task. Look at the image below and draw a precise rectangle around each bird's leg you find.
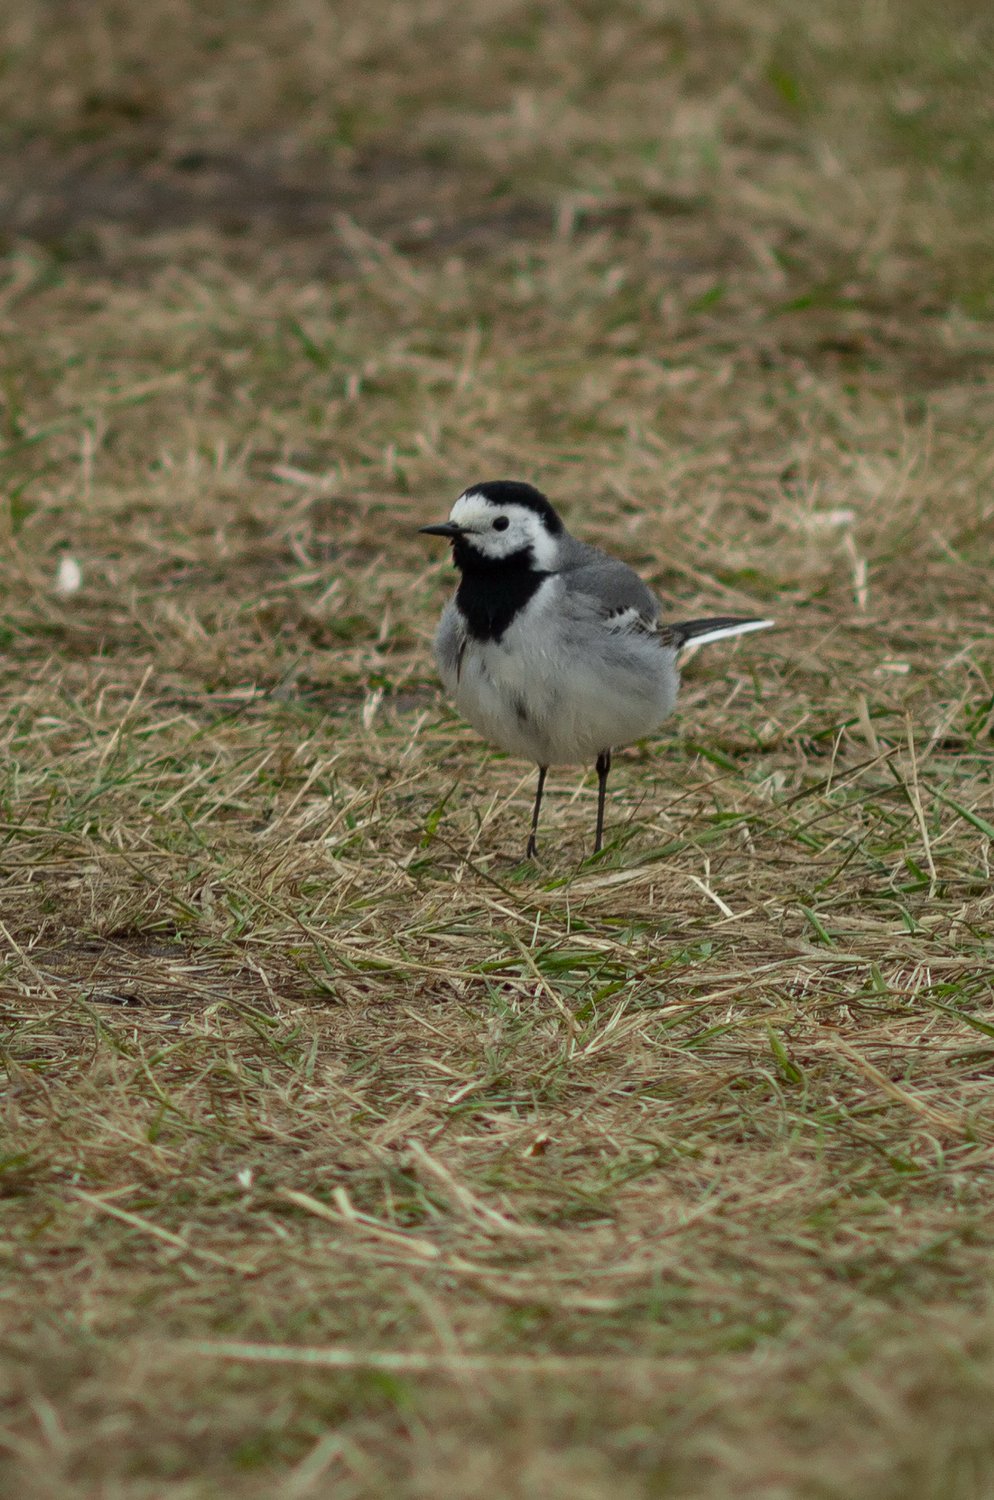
[526,765,548,859]
[593,750,612,854]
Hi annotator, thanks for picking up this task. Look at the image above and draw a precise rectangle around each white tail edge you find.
[677,618,775,650]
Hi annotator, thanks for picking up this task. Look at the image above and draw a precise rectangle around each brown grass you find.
[2,1,994,1496]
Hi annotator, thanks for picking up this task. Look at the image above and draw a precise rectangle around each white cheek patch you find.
[528,525,560,571]
[451,492,560,569]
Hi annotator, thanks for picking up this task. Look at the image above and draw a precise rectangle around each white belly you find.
[450,580,679,766]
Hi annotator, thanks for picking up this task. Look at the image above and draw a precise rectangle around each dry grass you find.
[2,1,994,1496]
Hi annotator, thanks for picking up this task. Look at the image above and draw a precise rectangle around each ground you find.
[2,2,994,1496]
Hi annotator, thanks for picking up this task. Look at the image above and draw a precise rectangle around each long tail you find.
[670,616,774,650]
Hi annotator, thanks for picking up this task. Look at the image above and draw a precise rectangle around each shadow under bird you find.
[420,481,773,858]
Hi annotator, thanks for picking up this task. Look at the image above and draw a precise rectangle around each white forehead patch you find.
[450,492,501,531]
[450,491,560,570]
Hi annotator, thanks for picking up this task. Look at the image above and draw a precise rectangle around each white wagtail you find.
[420,481,773,858]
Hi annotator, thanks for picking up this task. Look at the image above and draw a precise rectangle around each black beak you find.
[418,522,464,538]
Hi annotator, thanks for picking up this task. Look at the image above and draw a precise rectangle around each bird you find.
[419,480,773,859]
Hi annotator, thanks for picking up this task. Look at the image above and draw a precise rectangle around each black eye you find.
[493,516,509,531]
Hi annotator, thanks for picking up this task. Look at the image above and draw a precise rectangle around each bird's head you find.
[419,481,564,572]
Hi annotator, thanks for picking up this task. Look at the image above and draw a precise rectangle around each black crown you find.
[461,480,564,536]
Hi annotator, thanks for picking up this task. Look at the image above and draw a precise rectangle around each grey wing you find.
[557,537,662,631]
[433,599,466,694]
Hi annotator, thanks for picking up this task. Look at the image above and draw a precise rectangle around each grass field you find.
[2,1,994,1495]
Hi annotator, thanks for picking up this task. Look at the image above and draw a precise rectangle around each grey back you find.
[557,534,661,622]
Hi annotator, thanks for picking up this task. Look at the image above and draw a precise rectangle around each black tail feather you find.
[670,617,774,649]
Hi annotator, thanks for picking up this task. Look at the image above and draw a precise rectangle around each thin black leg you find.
[526,765,548,859]
[594,750,611,854]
